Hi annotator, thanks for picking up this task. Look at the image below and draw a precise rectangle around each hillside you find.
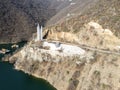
[47,0,99,26]
[46,0,120,38]
[49,0,70,12]
[0,0,56,43]
[8,47,120,90]
[2,0,120,90]
[5,25,120,90]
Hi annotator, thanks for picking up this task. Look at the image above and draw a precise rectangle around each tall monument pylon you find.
[40,25,43,40]
[37,23,43,41]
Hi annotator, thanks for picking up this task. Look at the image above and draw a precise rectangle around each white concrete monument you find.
[37,23,43,41]
[40,25,43,40]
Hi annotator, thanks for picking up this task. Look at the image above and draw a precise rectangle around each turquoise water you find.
[0,42,56,90]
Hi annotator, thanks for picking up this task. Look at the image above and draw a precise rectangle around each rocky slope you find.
[4,22,120,90]
[6,40,120,90]
[47,0,99,26]
[45,21,120,51]
[47,0,120,38]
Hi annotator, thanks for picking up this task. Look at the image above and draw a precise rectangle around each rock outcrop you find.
[6,39,120,90]
[45,21,120,51]
[5,24,120,90]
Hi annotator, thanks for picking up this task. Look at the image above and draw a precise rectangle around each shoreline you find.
[2,39,120,90]
[14,66,57,89]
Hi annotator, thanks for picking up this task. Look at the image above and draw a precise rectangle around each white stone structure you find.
[37,23,43,41]
[40,26,43,40]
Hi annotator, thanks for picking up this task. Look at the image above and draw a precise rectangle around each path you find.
[47,40,120,56]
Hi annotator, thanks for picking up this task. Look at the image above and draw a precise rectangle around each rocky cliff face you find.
[45,21,120,51]
[5,22,120,90]
[7,39,120,90]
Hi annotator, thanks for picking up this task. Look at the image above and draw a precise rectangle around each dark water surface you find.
[0,42,56,90]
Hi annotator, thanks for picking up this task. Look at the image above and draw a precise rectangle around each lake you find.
[0,42,56,90]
